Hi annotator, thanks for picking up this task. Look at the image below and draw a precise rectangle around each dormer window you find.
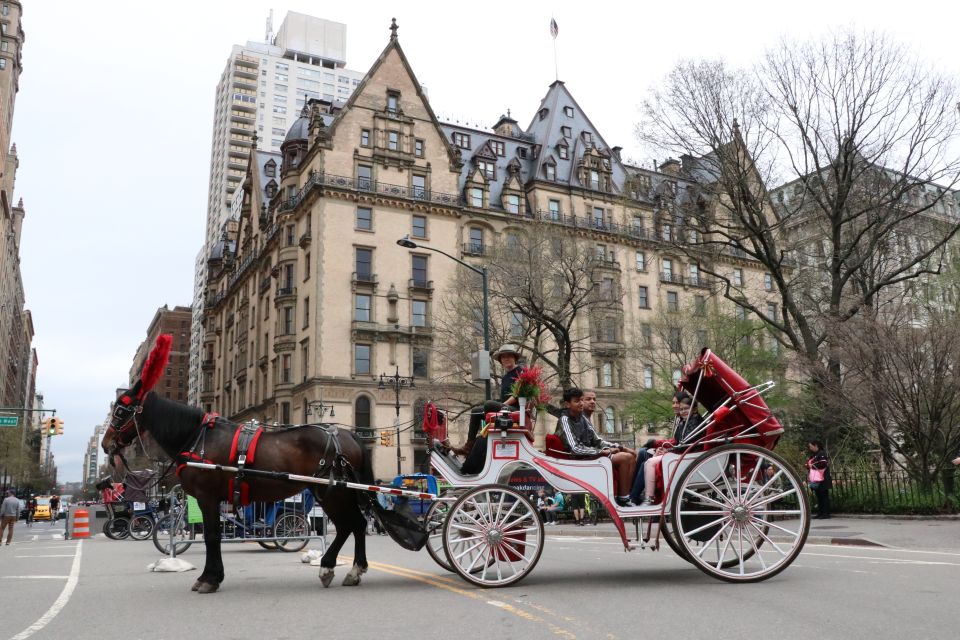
[265,182,278,198]
[583,132,593,145]
[558,145,568,160]
[478,160,496,181]
[590,170,600,190]
[264,160,276,178]
[490,140,505,156]
[561,126,572,138]
[545,163,556,181]
[538,107,549,121]
[386,91,399,113]
[453,132,471,149]
[517,148,527,159]
[564,106,574,117]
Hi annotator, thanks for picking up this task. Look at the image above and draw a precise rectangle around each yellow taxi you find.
[33,495,54,521]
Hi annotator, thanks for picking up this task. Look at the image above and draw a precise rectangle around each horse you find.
[101,390,373,593]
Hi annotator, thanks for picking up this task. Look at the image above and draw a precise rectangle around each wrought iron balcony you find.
[660,272,685,285]
[462,242,487,256]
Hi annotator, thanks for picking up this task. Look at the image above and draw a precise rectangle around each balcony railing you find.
[409,278,434,292]
[660,272,685,285]
[352,272,378,287]
[687,274,714,289]
[275,171,463,215]
[276,286,297,298]
[462,242,487,256]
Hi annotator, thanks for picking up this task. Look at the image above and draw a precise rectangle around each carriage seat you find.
[543,433,574,459]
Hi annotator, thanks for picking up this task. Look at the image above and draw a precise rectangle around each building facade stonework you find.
[200,25,777,479]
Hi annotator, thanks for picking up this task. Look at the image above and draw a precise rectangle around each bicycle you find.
[152,490,196,555]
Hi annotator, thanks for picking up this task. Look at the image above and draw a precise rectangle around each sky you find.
[13,0,960,481]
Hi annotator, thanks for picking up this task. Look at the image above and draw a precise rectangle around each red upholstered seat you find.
[543,433,573,459]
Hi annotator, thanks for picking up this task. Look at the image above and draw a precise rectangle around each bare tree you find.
[432,220,610,407]
[828,304,960,488]
[638,30,960,433]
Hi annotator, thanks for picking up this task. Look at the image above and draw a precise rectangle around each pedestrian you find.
[536,489,554,524]
[807,439,832,519]
[50,495,60,525]
[1,490,19,545]
[25,494,36,527]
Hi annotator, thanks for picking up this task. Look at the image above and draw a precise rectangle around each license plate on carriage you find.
[133,502,146,511]
[493,442,519,460]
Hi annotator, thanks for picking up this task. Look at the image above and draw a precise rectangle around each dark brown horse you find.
[101,390,372,593]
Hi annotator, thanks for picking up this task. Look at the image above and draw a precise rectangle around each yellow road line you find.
[339,556,579,639]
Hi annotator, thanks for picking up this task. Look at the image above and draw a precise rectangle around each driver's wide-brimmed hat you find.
[493,344,523,363]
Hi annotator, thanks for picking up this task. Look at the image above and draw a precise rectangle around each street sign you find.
[0,416,18,427]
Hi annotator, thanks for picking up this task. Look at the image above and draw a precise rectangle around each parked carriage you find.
[422,348,809,587]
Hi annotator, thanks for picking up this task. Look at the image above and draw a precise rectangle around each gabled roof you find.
[525,80,628,191]
[324,21,461,169]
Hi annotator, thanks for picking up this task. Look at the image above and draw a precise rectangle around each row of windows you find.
[354,343,429,377]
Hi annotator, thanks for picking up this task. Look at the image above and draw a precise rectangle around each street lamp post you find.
[378,366,415,476]
[397,235,491,401]
[306,398,335,421]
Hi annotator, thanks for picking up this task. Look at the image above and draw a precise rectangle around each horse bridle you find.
[105,390,144,462]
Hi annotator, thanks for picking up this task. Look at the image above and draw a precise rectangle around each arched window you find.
[604,407,615,434]
[355,396,371,438]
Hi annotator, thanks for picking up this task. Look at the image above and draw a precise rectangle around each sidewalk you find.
[544,514,960,550]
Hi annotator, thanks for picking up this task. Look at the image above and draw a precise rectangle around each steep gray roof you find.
[253,150,282,202]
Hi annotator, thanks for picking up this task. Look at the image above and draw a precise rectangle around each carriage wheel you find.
[424,495,454,572]
[103,517,130,540]
[669,444,809,583]
[274,512,310,552]
[442,485,544,588]
[129,514,155,541]
[152,512,195,555]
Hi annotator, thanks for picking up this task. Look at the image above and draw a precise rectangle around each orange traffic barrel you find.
[72,509,90,539]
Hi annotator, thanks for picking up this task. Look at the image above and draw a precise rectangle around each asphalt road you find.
[2,521,958,640]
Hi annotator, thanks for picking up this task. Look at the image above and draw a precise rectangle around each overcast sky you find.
[14,0,960,481]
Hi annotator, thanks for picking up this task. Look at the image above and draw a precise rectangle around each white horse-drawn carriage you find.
[423,349,809,587]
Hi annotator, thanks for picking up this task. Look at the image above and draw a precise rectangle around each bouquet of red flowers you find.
[510,366,551,410]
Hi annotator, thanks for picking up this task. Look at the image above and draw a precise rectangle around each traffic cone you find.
[72,509,90,539]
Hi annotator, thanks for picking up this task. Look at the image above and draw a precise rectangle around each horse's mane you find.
[142,392,207,448]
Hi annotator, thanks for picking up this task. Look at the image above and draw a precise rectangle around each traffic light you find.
[42,417,55,436]
[380,431,392,447]
[54,418,64,436]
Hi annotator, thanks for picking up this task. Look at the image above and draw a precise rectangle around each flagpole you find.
[553,35,558,81]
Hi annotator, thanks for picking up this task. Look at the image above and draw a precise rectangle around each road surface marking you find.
[803,552,960,566]
[2,576,69,580]
[347,557,578,639]
[14,554,75,558]
[10,540,83,640]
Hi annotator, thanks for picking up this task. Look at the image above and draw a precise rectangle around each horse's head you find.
[101,388,144,464]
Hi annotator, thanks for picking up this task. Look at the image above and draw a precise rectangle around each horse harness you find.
[175,414,355,512]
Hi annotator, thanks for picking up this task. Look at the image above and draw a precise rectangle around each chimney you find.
[611,146,622,162]
[659,157,681,176]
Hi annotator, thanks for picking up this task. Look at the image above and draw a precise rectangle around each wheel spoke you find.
[683,487,730,510]
[694,519,733,558]
[754,516,801,538]
[696,468,733,501]
[714,526,735,569]
[683,514,730,538]
[751,509,802,516]
[450,521,483,535]
[735,452,742,501]
[495,499,523,529]
[501,512,535,531]
[747,519,787,559]
[501,535,540,550]
[457,540,487,565]
[749,487,798,509]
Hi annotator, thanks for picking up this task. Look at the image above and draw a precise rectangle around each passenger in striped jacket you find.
[555,387,637,506]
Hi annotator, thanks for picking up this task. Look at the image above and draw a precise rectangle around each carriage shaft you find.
[183,461,438,500]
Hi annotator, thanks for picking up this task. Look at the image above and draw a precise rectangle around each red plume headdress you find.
[137,334,173,400]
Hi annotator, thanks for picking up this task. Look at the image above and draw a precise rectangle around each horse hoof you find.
[196,582,220,594]
[191,580,202,592]
[342,566,366,587]
[319,568,335,588]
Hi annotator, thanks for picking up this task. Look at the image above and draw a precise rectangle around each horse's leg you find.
[342,501,369,586]
[318,497,351,587]
[193,498,224,594]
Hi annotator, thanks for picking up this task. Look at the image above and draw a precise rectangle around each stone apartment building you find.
[128,305,192,401]
[199,22,777,478]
